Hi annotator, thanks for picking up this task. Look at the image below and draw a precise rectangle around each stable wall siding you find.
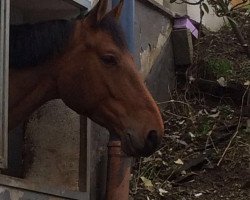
[135,0,176,102]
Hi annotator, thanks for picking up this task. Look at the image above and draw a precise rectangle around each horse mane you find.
[10,20,73,69]
[99,15,127,49]
[10,15,126,69]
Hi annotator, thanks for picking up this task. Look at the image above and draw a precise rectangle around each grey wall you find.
[135,0,176,102]
[164,0,187,15]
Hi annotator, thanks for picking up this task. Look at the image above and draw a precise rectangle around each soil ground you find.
[130,96,250,200]
[130,8,250,200]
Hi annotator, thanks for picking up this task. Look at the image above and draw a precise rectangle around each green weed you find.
[206,58,233,78]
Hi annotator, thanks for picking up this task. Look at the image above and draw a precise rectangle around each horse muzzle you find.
[121,129,162,157]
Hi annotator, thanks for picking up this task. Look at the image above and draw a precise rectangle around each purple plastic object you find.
[174,17,199,38]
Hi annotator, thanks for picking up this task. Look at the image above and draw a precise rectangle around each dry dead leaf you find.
[209,111,220,118]
[189,132,196,138]
[244,80,250,86]
[158,188,168,196]
[140,177,154,191]
[217,77,227,87]
[174,159,184,165]
[194,193,203,197]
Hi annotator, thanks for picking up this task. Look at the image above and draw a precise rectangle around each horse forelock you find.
[98,15,127,50]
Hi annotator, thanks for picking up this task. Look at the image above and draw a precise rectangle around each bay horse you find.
[9,0,164,157]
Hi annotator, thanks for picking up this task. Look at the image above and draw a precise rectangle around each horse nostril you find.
[147,130,159,147]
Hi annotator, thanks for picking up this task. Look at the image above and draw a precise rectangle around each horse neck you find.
[9,66,58,130]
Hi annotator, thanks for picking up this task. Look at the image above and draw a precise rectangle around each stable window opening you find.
[0,0,93,199]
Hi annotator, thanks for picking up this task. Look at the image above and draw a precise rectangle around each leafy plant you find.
[171,0,250,58]
[196,115,213,135]
[207,58,233,78]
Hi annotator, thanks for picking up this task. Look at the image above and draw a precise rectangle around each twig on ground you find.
[158,100,192,108]
[205,124,219,154]
[163,111,189,119]
[217,85,249,166]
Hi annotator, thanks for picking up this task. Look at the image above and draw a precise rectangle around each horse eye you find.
[101,54,118,66]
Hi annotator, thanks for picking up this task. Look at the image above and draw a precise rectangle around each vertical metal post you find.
[106,141,132,200]
[0,0,10,169]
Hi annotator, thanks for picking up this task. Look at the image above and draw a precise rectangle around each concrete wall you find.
[150,0,187,15]
[164,0,187,15]
[135,0,176,102]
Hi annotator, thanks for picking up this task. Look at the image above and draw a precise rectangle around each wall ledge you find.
[137,0,180,19]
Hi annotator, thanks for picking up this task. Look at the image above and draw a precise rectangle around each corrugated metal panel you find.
[64,0,92,9]
[0,0,9,169]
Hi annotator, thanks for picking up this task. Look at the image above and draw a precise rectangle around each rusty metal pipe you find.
[106,140,132,200]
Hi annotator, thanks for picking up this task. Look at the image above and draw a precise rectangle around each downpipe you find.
[106,141,132,200]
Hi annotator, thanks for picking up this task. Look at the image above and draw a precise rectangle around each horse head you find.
[57,0,164,157]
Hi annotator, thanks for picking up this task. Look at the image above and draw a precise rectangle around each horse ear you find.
[85,0,108,24]
[106,0,124,22]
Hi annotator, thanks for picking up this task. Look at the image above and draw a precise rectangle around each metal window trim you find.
[64,0,92,9]
[0,174,89,200]
[137,0,176,18]
[0,0,9,169]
